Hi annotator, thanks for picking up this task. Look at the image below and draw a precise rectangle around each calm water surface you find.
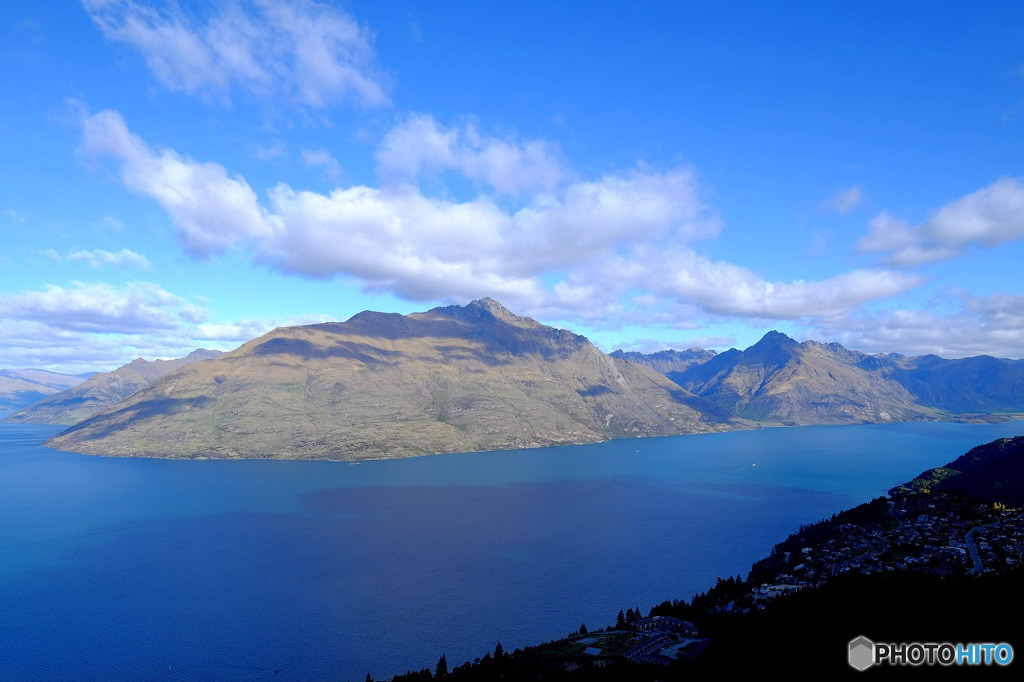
[2,421,1022,680]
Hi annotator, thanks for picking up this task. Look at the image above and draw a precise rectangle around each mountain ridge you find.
[37,303,1024,461]
[44,300,732,460]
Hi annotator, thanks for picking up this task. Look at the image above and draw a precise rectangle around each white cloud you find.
[254,143,287,161]
[0,280,337,372]
[653,252,923,319]
[0,281,191,334]
[377,114,566,195]
[67,248,151,268]
[301,148,342,182]
[80,108,275,257]
[821,185,864,214]
[4,209,26,223]
[859,178,1024,266]
[100,215,125,231]
[805,290,1024,359]
[83,0,389,109]
[80,108,922,330]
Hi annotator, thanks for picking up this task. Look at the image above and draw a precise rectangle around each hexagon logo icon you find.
[849,636,874,671]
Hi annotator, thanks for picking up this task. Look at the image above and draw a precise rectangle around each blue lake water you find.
[2,420,1022,680]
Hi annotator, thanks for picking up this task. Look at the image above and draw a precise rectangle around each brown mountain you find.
[0,369,88,413]
[7,349,222,425]
[44,299,732,460]
[667,331,938,424]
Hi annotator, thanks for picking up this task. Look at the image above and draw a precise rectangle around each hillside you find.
[0,369,88,413]
[895,435,1024,506]
[6,349,223,425]
[44,299,732,460]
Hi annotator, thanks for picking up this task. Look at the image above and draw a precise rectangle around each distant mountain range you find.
[43,299,730,459]
[662,331,1024,425]
[16,298,1024,460]
[6,349,223,425]
[0,369,89,413]
[608,348,717,374]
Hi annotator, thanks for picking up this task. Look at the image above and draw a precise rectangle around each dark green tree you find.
[579,623,588,635]
[435,654,447,678]
[494,642,504,659]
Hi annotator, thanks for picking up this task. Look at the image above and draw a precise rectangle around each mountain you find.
[858,353,1024,414]
[667,331,936,424]
[608,348,717,374]
[0,369,89,413]
[6,349,223,425]
[44,299,732,460]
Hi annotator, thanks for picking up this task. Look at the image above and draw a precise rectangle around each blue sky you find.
[2,1,1023,373]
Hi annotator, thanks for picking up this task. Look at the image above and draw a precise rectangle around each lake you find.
[1,420,1022,680]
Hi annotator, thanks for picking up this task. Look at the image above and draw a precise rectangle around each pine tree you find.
[435,654,448,678]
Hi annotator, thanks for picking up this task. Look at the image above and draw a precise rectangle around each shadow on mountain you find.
[56,396,212,440]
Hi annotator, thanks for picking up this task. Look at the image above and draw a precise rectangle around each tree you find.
[435,654,447,678]
[616,609,626,629]
[579,623,588,635]
[494,642,504,659]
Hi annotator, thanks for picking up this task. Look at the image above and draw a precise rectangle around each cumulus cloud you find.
[83,0,389,109]
[376,114,566,195]
[79,108,921,330]
[859,178,1024,266]
[0,281,191,334]
[807,291,1024,359]
[80,108,275,257]
[0,280,335,372]
[67,248,151,268]
[822,185,864,214]
[648,251,923,319]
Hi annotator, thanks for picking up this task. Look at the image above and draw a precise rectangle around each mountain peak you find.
[466,297,519,322]
[424,298,541,330]
[756,330,796,345]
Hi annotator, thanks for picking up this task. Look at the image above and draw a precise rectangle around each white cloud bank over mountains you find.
[0,280,330,372]
[78,107,923,329]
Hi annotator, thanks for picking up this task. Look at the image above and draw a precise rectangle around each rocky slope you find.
[7,349,223,425]
[45,299,732,460]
